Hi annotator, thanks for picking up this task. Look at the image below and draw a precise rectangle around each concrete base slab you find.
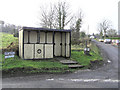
[59,60,78,64]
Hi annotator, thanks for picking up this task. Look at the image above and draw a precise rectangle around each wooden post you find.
[85,40,87,48]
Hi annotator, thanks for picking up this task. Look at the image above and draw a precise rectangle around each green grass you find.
[96,37,120,40]
[0,32,18,49]
[90,42,100,55]
[71,45,84,50]
[71,51,102,66]
[1,32,69,74]
[1,54,69,73]
[71,43,103,67]
[106,37,120,40]
[1,32,103,74]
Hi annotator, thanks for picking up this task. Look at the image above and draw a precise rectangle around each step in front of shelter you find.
[59,59,84,69]
[19,27,71,60]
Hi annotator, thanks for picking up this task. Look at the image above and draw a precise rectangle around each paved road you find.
[2,40,119,88]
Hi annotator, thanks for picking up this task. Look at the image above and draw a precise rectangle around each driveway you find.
[2,39,119,88]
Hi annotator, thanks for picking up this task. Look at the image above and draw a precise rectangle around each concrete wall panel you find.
[19,30,21,57]
[66,33,70,44]
[24,44,34,59]
[45,44,53,58]
[40,32,45,43]
[30,31,37,43]
[24,31,28,43]
[62,33,65,56]
[21,30,23,58]
[47,32,53,43]
[35,44,44,59]
[54,32,61,56]
[66,45,70,57]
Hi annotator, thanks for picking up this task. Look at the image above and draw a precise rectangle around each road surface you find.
[2,39,119,88]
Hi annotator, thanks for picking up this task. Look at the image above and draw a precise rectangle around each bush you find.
[2,42,19,55]
[71,39,81,45]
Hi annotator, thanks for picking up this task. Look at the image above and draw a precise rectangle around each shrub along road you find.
[2,39,119,88]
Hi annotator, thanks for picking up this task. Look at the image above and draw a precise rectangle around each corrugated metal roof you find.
[23,27,72,32]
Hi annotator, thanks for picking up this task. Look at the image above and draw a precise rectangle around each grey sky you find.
[0,0,119,34]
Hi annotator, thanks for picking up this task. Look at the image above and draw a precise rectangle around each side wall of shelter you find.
[19,29,23,58]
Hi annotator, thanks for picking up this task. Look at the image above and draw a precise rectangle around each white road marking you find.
[46,78,54,81]
[46,78,119,83]
[70,79,99,82]
[69,79,119,83]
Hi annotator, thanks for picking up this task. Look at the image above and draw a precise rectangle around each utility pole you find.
[87,25,89,38]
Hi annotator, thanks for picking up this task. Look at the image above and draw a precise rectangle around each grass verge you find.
[1,54,70,74]
[106,37,120,40]
[0,32,18,49]
[1,32,103,75]
[71,42,103,68]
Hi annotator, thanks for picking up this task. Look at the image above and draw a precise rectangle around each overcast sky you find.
[0,0,119,34]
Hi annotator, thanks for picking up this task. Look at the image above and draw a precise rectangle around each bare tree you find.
[107,29,117,37]
[39,1,72,29]
[70,10,83,44]
[98,20,112,39]
[54,2,73,29]
[40,4,55,29]
[98,23,103,38]
[71,10,83,30]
